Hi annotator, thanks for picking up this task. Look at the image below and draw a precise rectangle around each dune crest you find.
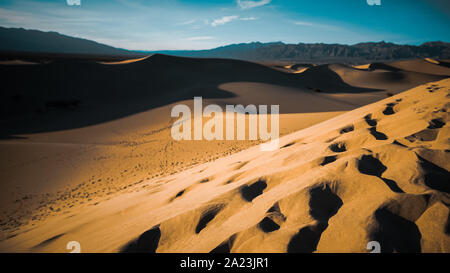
[1,78,448,253]
[99,55,151,65]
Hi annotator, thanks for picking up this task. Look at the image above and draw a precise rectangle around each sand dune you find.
[424,58,440,65]
[0,56,448,253]
[0,54,324,136]
[1,78,448,253]
[269,63,313,74]
[353,64,371,70]
[4,54,444,138]
[300,63,445,94]
[386,59,450,76]
[0,55,366,219]
[329,63,444,93]
[98,55,151,65]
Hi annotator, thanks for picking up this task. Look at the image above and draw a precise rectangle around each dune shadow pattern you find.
[357,155,404,193]
[417,154,450,194]
[240,179,267,202]
[196,205,224,234]
[258,217,281,233]
[320,155,338,166]
[370,208,422,253]
[287,184,343,253]
[329,142,347,153]
[120,225,161,253]
[369,126,388,140]
[210,234,236,253]
[300,65,383,94]
[1,54,384,138]
[30,233,65,251]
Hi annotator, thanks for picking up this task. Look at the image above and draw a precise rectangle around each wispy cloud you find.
[292,20,340,30]
[0,8,30,25]
[240,17,257,21]
[293,21,314,26]
[186,36,214,41]
[177,19,196,26]
[0,7,109,28]
[211,15,238,27]
[237,0,271,10]
[210,15,257,27]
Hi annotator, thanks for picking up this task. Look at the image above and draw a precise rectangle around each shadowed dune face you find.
[195,205,225,234]
[369,206,423,253]
[240,179,268,202]
[417,155,450,194]
[120,225,161,253]
[287,184,343,253]
[1,55,446,138]
[1,78,448,253]
[0,52,449,252]
[300,64,383,93]
[387,59,450,77]
[30,233,65,251]
[329,63,446,93]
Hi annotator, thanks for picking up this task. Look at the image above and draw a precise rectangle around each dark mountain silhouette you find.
[0,26,136,56]
[151,41,450,63]
[1,26,449,63]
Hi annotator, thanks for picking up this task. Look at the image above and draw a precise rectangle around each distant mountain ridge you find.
[151,41,450,63]
[1,26,449,63]
[0,26,135,56]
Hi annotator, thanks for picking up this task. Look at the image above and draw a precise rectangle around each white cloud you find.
[292,20,339,30]
[0,8,30,25]
[211,15,238,27]
[240,17,257,21]
[177,19,196,26]
[186,36,214,41]
[294,21,314,26]
[237,0,271,10]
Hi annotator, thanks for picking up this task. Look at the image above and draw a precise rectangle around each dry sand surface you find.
[0,78,448,253]
[0,55,449,253]
[387,59,450,76]
[0,102,343,223]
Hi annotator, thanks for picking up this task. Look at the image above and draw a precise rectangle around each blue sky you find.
[0,0,449,50]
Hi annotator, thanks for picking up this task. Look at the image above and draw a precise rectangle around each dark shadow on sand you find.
[120,225,161,253]
[1,54,384,138]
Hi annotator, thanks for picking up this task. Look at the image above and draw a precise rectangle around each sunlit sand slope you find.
[1,79,448,253]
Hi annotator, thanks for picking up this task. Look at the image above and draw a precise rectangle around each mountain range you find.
[1,26,449,63]
[0,26,135,57]
[152,41,450,63]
